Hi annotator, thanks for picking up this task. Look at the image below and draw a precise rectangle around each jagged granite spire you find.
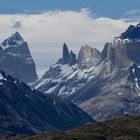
[62,43,70,64]
[77,45,102,68]
[69,50,76,66]
[0,32,38,83]
[62,43,76,66]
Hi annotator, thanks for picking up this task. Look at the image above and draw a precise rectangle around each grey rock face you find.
[62,43,70,64]
[62,43,76,66]
[77,24,140,121]
[34,23,140,122]
[0,32,38,83]
[69,50,76,66]
[101,43,109,59]
[77,45,103,68]
[0,70,94,135]
[79,63,140,121]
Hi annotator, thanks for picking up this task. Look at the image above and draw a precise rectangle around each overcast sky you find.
[0,0,139,77]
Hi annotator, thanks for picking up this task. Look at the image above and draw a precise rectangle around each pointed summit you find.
[0,32,24,49]
[77,45,102,68]
[120,23,140,40]
[62,43,76,65]
[11,31,24,41]
[62,43,69,64]
[0,32,38,83]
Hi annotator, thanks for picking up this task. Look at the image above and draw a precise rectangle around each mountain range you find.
[0,23,140,138]
[33,23,140,121]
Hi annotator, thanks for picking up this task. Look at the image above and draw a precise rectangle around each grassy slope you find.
[1,115,140,140]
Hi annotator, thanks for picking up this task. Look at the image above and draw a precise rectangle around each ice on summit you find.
[0,32,38,83]
[0,32,24,50]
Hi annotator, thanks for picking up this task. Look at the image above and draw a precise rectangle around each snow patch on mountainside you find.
[33,60,104,97]
[0,73,6,81]
[33,23,140,121]
[0,32,24,50]
[111,37,130,46]
[118,93,123,96]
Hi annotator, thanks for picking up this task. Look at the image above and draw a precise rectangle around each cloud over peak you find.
[0,10,137,76]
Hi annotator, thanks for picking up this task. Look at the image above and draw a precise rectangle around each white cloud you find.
[123,9,140,21]
[12,20,22,29]
[0,10,137,77]
[123,9,140,16]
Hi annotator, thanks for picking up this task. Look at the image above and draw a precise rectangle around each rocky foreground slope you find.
[0,32,38,83]
[0,70,93,135]
[33,23,140,121]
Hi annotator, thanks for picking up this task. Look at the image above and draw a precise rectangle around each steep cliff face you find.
[61,43,76,66]
[0,32,38,83]
[79,23,140,121]
[0,70,94,135]
[77,45,103,69]
[33,23,140,121]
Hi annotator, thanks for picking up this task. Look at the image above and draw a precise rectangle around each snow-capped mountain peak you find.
[0,32,24,50]
[120,23,140,40]
[33,23,140,122]
[111,23,140,46]
[10,32,24,41]
[0,32,38,83]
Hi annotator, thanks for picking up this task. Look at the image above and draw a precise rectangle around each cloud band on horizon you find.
[0,9,138,77]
